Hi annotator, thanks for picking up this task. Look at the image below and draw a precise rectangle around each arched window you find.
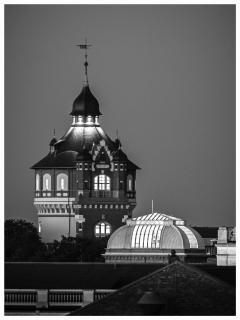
[57,173,68,191]
[43,173,51,191]
[127,175,133,191]
[94,175,110,191]
[36,174,40,191]
[95,221,111,237]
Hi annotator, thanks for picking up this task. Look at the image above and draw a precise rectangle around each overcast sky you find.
[5,5,235,227]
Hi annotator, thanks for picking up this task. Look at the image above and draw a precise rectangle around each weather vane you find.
[77,38,92,85]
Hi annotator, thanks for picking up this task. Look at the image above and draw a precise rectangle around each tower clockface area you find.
[32,78,139,243]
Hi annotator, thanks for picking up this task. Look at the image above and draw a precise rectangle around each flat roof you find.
[5,262,235,290]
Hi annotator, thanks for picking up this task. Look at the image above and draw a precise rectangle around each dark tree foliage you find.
[5,219,46,261]
[46,236,109,262]
[5,219,109,262]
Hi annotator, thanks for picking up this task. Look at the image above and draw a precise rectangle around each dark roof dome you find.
[49,137,57,146]
[76,148,92,161]
[70,85,102,117]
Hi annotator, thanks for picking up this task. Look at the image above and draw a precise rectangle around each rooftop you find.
[5,262,235,290]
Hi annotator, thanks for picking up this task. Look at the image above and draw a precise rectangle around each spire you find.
[77,38,92,85]
[115,129,122,150]
[71,39,101,118]
[49,129,57,152]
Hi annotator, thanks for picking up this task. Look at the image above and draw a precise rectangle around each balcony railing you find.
[5,289,116,309]
[5,290,37,306]
[91,190,112,198]
[35,190,136,199]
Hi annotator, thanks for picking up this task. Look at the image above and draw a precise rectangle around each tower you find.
[31,43,140,243]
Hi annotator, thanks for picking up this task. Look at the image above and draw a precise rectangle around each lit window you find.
[57,173,68,191]
[43,173,51,191]
[61,178,64,190]
[127,175,133,191]
[36,174,40,191]
[94,175,111,191]
[95,221,111,237]
[106,225,111,234]
[38,222,42,233]
[95,225,100,234]
[87,116,93,123]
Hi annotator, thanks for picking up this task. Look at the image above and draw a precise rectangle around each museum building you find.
[31,49,140,243]
[104,212,207,263]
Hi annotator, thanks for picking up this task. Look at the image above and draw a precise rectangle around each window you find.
[94,175,110,190]
[43,173,51,191]
[127,175,133,191]
[95,221,111,237]
[56,173,68,191]
[38,222,42,233]
[36,174,40,191]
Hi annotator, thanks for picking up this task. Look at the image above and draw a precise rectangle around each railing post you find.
[83,290,94,306]
[36,290,48,309]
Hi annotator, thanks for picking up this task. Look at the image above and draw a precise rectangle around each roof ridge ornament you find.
[77,37,92,85]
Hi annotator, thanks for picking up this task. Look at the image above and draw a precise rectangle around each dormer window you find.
[94,175,110,191]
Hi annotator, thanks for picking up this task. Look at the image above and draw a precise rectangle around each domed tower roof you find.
[70,85,102,117]
[107,212,205,250]
[76,147,92,161]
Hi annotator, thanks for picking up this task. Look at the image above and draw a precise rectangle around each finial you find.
[151,200,154,214]
[77,38,92,85]
[115,130,122,150]
[53,128,56,138]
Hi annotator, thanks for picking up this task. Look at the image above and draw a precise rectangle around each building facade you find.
[31,54,140,243]
[216,227,236,266]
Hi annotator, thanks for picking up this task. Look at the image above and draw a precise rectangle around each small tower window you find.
[94,175,110,191]
[127,175,133,191]
[95,225,100,235]
[60,178,64,190]
[36,174,40,191]
[38,222,42,233]
[95,221,111,238]
[57,173,68,191]
[87,116,93,124]
[43,173,51,191]
[106,225,111,234]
